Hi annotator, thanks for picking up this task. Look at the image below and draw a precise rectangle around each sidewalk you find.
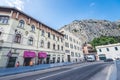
[0,62,73,77]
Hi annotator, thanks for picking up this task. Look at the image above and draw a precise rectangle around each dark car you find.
[104,58,113,62]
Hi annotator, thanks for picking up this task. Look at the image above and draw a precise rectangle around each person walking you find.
[16,61,20,67]
[29,60,33,66]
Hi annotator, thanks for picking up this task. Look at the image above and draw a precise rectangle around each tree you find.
[90,36,119,48]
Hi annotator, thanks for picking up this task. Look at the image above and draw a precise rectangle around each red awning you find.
[24,51,36,58]
[38,52,47,58]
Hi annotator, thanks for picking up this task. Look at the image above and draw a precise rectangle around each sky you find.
[0,0,120,29]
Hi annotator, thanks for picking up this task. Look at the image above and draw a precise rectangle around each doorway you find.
[46,55,50,64]
[7,57,17,68]
[53,57,55,63]
[67,55,71,62]
[24,58,32,66]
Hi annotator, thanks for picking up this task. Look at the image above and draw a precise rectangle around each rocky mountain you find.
[60,19,120,43]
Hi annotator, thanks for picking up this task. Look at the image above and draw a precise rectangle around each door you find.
[46,55,50,64]
[67,55,71,62]
[53,57,55,63]
[7,57,17,68]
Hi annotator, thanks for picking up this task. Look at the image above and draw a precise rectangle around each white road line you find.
[35,67,80,80]
[106,65,113,80]
[35,62,102,80]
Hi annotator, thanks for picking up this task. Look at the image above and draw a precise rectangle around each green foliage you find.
[118,24,120,28]
[90,36,119,48]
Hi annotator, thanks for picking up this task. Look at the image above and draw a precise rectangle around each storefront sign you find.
[38,52,47,58]
[24,51,36,58]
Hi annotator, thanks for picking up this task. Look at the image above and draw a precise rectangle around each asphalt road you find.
[11,62,112,80]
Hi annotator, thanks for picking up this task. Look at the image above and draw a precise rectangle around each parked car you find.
[86,55,95,62]
[104,58,113,62]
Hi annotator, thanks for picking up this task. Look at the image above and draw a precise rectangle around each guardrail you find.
[0,62,72,76]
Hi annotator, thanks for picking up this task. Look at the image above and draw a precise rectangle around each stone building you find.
[0,6,64,68]
[96,43,120,60]
[59,28,84,63]
[82,43,98,61]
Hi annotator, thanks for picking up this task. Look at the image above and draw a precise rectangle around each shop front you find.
[38,52,47,64]
[23,51,36,66]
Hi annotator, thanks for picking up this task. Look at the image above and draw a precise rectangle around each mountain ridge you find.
[60,19,120,43]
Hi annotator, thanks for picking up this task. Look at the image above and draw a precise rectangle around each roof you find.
[96,43,120,48]
[0,6,64,36]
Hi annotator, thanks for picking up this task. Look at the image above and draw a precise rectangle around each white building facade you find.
[96,43,120,60]
[0,7,65,68]
[59,28,84,63]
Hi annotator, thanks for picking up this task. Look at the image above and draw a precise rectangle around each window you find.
[53,35,55,40]
[78,53,81,57]
[69,37,72,41]
[115,47,118,51]
[14,34,21,43]
[106,48,109,51]
[70,44,73,49]
[48,32,50,38]
[58,45,59,50]
[57,37,59,41]
[65,50,70,53]
[31,25,35,32]
[74,45,76,49]
[99,49,102,52]
[73,39,75,43]
[47,42,50,48]
[0,16,9,24]
[75,53,78,57]
[28,37,33,45]
[0,32,2,36]
[61,46,63,51]
[65,42,69,48]
[53,44,55,50]
[71,52,74,57]
[61,38,63,42]
[41,30,44,36]
[18,20,25,28]
[47,42,50,49]
[65,35,68,40]
[40,40,44,47]
[77,41,78,44]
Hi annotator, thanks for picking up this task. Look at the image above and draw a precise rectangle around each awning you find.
[24,51,36,58]
[38,52,47,58]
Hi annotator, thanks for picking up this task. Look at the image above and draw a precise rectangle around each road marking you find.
[106,65,113,80]
[35,66,80,80]
[36,62,103,80]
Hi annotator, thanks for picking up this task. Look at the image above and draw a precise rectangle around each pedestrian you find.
[16,61,20,67]
[29,60,33,66]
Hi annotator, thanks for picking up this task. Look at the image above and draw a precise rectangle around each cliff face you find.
[61,19,120,43]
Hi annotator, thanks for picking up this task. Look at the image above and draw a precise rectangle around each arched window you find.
[47,42,50,49]
[31,25,35,32]
[53,44,55,50]
[40,40,44,48]
[14,34,21,43]
[18,20,25,28]
[28,37,33,45]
